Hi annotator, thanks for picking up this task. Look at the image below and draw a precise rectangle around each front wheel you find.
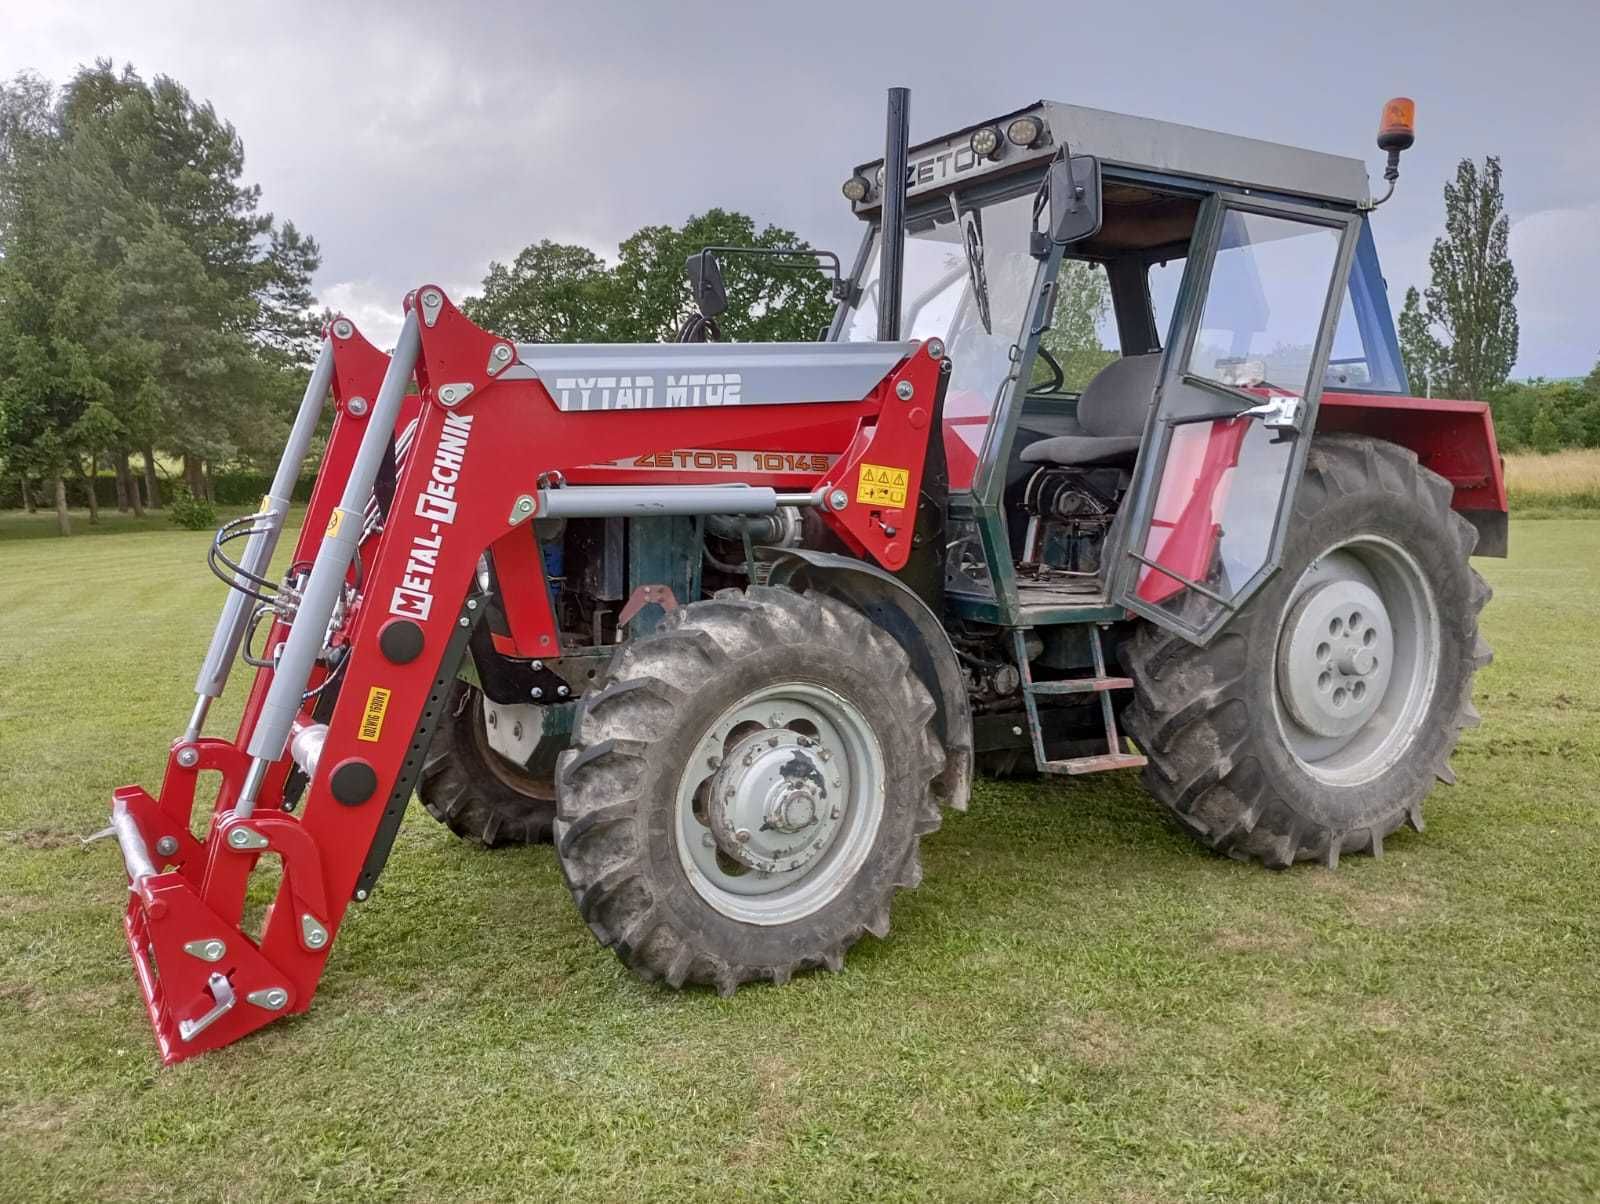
[554,587,947,993]
[1124,435,1492,869]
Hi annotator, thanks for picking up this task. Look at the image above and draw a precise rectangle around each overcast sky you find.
[4,0,1596,378]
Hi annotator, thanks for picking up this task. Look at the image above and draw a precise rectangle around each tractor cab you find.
[830,102,1404,644]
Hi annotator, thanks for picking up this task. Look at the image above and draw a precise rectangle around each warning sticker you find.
[325,508,346,539]
[358,686,391,742]
[856,463,910,508]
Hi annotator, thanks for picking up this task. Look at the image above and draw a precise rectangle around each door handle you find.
[1239,394,1303,431]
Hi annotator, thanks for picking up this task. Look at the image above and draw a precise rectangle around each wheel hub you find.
[1277,578,1394,738]
[707,729,842,874]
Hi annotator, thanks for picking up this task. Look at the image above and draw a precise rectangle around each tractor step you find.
[1012,626,1144,776]
[1024,676,1133,695]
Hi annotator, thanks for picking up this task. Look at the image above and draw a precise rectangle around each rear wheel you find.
[416,682,556,847]
[1124,435,1492,868]
[554,587,946,993]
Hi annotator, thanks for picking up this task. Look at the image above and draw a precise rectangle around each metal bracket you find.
[183,938,227,963]
[177,972,236,1042]
[1240,393,1303,430]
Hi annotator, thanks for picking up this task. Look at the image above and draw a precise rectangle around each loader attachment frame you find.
[105,289,946,1062]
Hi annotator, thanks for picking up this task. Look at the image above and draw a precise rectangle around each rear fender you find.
[762,548,973,811]
[1317,393,1508,556]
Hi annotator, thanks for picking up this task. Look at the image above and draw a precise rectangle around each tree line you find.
[0,62,320,535]
[4,64,1590,542]
[1398,154,1599,451]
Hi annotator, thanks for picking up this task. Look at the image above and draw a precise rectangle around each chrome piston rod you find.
[235,310,422,816]
[185,337,337,743]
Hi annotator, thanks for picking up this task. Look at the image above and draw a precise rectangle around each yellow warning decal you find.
[325,507,346,539]
[856,462,909,508]
[358,686,391,743]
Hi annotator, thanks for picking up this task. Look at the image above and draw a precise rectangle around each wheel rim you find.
[675,682,886,925]
[470,693,556,801]
[1271,535,1440,786]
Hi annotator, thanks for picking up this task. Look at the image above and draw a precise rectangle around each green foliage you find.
[1410,157,1520,399]
[1489,376,1600,452]
[1397,285,1439,397]
[1035,260,1117,391]
[166,482,215,529]
[0,61,320,534]
[464,209,836,345]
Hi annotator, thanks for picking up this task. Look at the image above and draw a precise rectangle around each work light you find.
[969,126,1001,159]
[1006,115,1044,147]
[841,175,870,202]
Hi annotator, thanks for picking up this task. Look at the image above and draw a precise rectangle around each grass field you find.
[1503,447,1600,514]
[2,514,1597,1203]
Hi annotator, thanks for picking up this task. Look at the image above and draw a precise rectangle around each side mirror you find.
[685,250,729,319]
[1050,153,1102,246]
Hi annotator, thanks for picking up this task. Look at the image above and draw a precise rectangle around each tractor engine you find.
[1020,465,1128,575]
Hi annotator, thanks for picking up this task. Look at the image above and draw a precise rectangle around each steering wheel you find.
[1033,345,1066,393]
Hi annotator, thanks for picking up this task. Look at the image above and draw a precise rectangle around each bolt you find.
[466,598,478,610]
[708,755,722,769]
[702,833,715,848]
[927,339,945,359]
[355,889,369,901]
[896,380,915,401]
[493,344,511,361]
[202,940,224,960]
[176,746,199,768]
[306,929,326,949]
[883,525,897,537]
[828,489,849,511]
[439,385,459,404]
[769,712,784,725]
[556,684,570,697]
[420,289,443,309]
[530,660,544,671]
[332,319,354,340]
[1012,725,1024,736]
[155,835,179,858]
[458,616,470,627]
[831,807,842,820]
[228,829,249,848]
[735,829,752,844]
[817,748,831,761]
[347,396,368,417]
[531,687,543,699]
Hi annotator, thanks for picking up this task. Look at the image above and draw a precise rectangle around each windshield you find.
[837,187,1041,490]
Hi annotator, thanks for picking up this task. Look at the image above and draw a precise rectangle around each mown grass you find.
[1,518,1597,1202]
[1503,447,1600,515]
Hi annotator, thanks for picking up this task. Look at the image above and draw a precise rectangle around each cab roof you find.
[848,100,1372,214]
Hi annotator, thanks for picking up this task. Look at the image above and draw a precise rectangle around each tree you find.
[1415,157,1520,398]
[464,240,615,343]
[1397,286,1441,397]
[466,211,836,347]
[1037,261,1116,391]
[611,209,834,343]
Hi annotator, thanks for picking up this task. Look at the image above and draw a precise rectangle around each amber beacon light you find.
[1371,97,1416,206]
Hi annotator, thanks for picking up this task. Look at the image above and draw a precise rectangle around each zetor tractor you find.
[102,90,1503,1061]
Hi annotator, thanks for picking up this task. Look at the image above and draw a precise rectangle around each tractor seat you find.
[1019,353,1161,467]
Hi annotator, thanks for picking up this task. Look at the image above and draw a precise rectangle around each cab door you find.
[1112,194,1360,643]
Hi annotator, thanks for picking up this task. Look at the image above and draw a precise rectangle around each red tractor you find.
[100,91,1501,1062]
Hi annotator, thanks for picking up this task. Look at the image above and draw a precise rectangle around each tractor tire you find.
[416,681,556,847]
[553,586,947,994]
[1123,435,1492,869]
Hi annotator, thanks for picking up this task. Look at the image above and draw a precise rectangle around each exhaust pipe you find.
[877,86,910,343]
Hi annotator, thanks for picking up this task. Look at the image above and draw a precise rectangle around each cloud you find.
[3,0,1594,381]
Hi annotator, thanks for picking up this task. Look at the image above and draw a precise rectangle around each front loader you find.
[100,90,1505,1062]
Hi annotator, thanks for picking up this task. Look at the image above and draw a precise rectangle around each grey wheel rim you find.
[675,682,886,925]
[1271,535,1440,786]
